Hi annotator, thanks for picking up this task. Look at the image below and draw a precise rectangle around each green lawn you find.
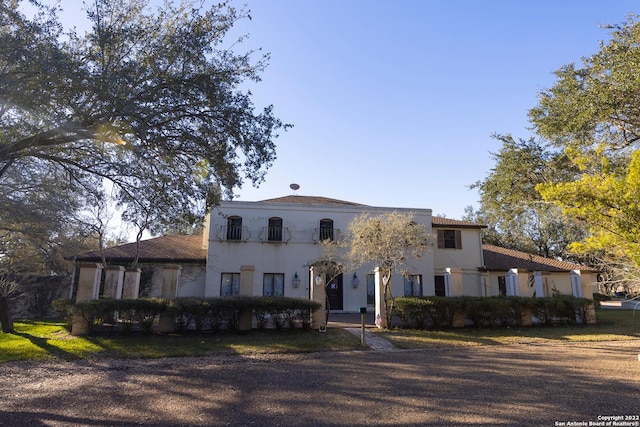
[0,321,362,363]
[375,308,640,349]
[2,309,639,363]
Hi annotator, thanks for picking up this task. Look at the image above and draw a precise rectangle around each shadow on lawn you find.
[12,331,79,360]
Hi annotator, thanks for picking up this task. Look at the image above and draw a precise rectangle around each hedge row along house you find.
[70,195,598,328]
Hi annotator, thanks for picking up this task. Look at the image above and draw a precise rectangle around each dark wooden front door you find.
[326,273,343,311]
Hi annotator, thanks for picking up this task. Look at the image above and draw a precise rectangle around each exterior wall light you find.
[314,274,323,286]
[352,273,360,288]
[292,272,301,288]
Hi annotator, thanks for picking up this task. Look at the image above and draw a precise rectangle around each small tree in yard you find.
[346,212,434,328]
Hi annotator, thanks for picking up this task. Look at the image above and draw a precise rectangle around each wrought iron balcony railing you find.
[312,228,340,243]
[259,226,292,243]
[215,225,250,242]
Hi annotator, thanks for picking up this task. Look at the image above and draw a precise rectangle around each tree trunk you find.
[0,299,15,333]
[383,271,394,328]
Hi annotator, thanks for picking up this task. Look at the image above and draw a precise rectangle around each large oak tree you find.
[0,0,287,332]
[1,0,286,240]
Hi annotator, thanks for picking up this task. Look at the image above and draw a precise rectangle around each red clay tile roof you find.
[71,235,206,264]
[482,244,598,272]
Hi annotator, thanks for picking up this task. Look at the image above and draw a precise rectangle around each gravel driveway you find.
[1,341,639,426]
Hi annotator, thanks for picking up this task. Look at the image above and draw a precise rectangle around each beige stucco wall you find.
[205,200,435,312]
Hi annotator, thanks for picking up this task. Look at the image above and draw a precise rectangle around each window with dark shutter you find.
[437,229,462,249]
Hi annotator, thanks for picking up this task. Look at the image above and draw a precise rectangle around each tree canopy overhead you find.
[1,0,287,242]
[526,14,640,290]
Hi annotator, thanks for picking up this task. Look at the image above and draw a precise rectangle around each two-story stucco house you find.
[71,195,597,320]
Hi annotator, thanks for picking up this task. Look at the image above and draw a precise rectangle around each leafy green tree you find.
[529,15,640,277]
[0,0,286,332]
[470,134,586,259]
[1,0,287,237]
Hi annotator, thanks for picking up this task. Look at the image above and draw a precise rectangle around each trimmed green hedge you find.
[57,296,321,335]
[394,295,595,329]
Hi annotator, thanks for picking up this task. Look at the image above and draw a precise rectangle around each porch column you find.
[445,268,463,296]
[506,269,520,296]
[570,270,583,298]
[310,267,326,330]
[103,266,125,299]
[374,267,388,329]
[533,271,545,298]
[71,262,103,336]
[572,270,597,325]
[122,268,141,299]
[158,265,182,333]
[75,262,103,302]
[161,265,182,298]
[238,265,255,331]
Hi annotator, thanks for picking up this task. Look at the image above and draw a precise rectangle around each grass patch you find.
[0,320,361,363]
[3,309,639,362]
[375,308,640,349]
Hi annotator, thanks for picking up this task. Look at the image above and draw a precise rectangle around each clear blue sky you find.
[43,1,640,218]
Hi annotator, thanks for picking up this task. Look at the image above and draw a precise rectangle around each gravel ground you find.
[1,340,639,426]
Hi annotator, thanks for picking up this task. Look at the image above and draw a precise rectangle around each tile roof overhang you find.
[69,235,206,264]
[482,244,598,273]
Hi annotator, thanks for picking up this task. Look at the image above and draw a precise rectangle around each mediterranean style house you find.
[71,195,598,324]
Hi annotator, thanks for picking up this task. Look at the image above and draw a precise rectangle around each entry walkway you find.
[327,312,395,351]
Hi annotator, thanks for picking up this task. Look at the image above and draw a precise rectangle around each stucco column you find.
[75,262,103,302]
[570,270,583,298]
[445,268,463,296]
[161,265,182,298]
[374,267,388,329]
[506,269,520,296]
[103,266,125,299]
[533,271,545,298]
[122,268,141,299]
[158,265,182,333]
[72,262,103,336]
[572,270,597,324]
[310,267,326,330]
[238,265,255,331]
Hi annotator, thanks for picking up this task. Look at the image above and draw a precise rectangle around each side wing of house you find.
[482,245,598,299]
[431,218,486,297]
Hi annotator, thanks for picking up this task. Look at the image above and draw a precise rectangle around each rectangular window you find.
[434,275,446,297]
[498,276,506,296]
[404,274,423,296]
[263,273,284,297]
[366,273,375,305]
[437,229,462,249]
[221,273,240,296]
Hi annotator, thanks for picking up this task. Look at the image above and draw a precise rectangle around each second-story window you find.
[437,229,462,249]
[319,218,334,241]
[226,216,242,241]
[268,217,283,242]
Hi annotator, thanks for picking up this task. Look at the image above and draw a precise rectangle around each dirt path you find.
[1,341,639,426]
